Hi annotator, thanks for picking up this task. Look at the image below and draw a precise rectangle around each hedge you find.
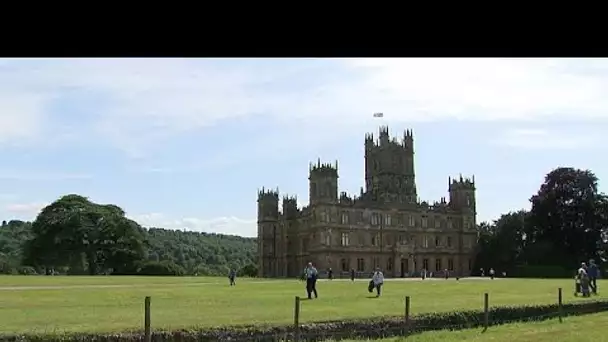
[2,299,608,342]
[511,265,573,279]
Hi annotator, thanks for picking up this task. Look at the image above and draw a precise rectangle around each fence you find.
[128,287,608,342]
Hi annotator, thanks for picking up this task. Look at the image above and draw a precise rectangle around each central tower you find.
[364,126,417,203]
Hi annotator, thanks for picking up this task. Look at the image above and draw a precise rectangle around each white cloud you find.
[494,128,602,150]
[0,171,92,181]
[131,213,257,237]
[340,58,608,122]
[5,202,46,216]
[3,58,608,153]
[0,92,48,144]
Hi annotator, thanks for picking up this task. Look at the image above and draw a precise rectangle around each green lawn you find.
[0,276,605,335]
[334,311,608,342]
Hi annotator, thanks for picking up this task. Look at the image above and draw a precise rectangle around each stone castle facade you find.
[257,126,478,278]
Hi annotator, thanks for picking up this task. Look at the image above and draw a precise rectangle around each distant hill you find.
[0,220,257,276]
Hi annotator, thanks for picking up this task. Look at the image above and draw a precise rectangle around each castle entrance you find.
[400,258,409,278]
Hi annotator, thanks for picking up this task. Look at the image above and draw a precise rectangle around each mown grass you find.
[0,276,605,335]
[335,311,608,341]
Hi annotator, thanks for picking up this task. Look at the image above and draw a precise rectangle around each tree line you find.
[0,167,606,277]
[474,167,608,277]
[0,195,258,276]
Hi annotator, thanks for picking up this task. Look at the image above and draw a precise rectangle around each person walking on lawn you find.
[304,262,318,299]
[372,267,384,297]
[588,259,599,294]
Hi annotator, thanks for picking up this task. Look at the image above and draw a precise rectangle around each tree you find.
[525,167,608,268]
[23,194,147,275]
[3,195,258,276]
[474,211,527,273]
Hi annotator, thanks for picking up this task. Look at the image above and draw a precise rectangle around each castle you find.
[257,126,478,278]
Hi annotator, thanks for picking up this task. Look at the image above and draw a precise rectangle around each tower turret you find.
[364,126,417,203]
[282,195,299,220]
[257,187,279,221]
[308,159,339,205]
[257,187,279,277]
[448,175,476,212]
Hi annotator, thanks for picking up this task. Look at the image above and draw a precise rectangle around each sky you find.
[1,58,607,237]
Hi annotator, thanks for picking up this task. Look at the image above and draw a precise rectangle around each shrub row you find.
[3,299,608,342]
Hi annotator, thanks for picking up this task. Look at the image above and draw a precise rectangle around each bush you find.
[512,265,572,278]
[239,263,258,277]
[2,299,607,341]
[137,261,185,276]
[17,266,37,275]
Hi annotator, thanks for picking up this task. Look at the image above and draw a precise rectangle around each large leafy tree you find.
[474,211,527,273]
[524,167,608,267]
[23,194,147,275]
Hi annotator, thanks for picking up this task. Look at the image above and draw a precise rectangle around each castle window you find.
[357,258,365,272]
[408,215,414,227]
[341,258,349,272]
[385,214,392,226]
[422,235,429,248]
[371,213,379,225]
[422,258,429,270]
[421,216,428,228]
[435,258,442,272]
[434,217,441,228]
[447,236,452,248]
[341,233,350,246]
[325,233,331,246]
[387,257,393,271]
[372,233,380,246]
[399,235,407,245]
[319,210,327,222]
[435,236,441,247]
[447,218,453,229]
[341,212,349,225]
[448,258,454,271]
[357,211,364,223]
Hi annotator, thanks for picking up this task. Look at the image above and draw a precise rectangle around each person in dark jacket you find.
[350,268,355,282]
[588,259,599,294]
[229,269,236,286]
[328,268,333,280]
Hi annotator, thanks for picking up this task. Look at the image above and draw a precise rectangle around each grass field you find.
[336,311,608,342]
[0,276,606,335]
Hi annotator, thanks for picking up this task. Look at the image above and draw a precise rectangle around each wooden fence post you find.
[483,293,489,331]
[294,296,301,342]
[405,296,411,328]
[144,296,151,342]
[558,287,563,323]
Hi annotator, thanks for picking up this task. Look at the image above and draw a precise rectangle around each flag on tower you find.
[373,112,384,118]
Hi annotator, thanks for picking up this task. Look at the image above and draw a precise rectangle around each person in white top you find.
[578,263,587,278]
[372,267,384,297]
